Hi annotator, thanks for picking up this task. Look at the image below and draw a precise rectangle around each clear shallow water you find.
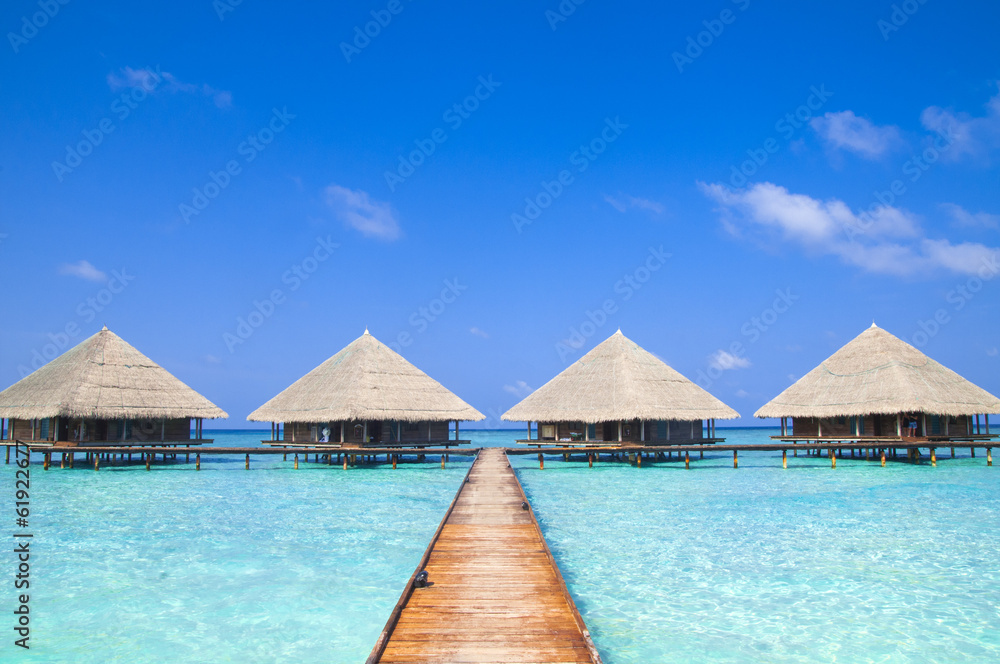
[511,428,1000,663]
[5,428,999,663]
[5,431,472,663]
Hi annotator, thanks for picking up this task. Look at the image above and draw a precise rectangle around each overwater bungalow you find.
[0,326,227,445]
[756,323,999,442]
[247,330,484,446]
[502,330,739,444]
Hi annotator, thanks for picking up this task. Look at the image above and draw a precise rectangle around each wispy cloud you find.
[202,354,223,365]
[920,84,1000,163]
[810,110,901,159]
[469,327,490,339]
[603,192,665,215]
[700,181,999,277]
[735,388,749,398]
[503,380,533,398]
[709,349,751,371]
[940,203,999,230]
[324,185,401,241]
[58,260,107,282]
[107,66,232,109]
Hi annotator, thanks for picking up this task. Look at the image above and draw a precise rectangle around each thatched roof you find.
[0,327,227,420]
[247,330,484,423]
[502,330,739,422]
[755,323,1000,418]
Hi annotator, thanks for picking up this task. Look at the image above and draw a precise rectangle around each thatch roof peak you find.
[247,331,484,423]
[502,330,739,422]
[0,328,227,421]
[755,325,1000,418]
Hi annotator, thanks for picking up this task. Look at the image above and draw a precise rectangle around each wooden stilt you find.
[441,456,445,469]
[94,455,99,471]
[588,454,593,468]
[782,450,787,469]
[931,449,936,466]
[685,451,690,469]
[4,446,8,464]
[637,453,642,468]
[60,453,65,469]
[700,450,703,459]
[951,447,955,458]
[881,450,886,467]
[971,448,976,458]
[831,452,836,469]
[245,453,250,470]
[145,453,151,471]
[988,449,993,467]
[196,453,200,470]
[538,453,544,470]
[733,450,738,469]
[43,453,49,471]
[294,454,299,469]
[392,454,397,469]
[69,453,74,468]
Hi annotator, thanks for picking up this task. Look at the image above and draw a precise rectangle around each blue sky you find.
[2,0,999,428]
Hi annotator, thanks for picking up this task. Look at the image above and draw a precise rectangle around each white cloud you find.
[940,203,999,230]
[469,327,489,339]
[107,66,232,109]
[503,380,533,398]
[700,181,999,277]
[324,184,400,240]
[920,84,1000,163]
[735,388,749,398]
[58,260,107,282]
[709,350,751,371]
[987,347,998,357]
[810,110,901,159]
[202,354,222,365]
[603,193,665,215]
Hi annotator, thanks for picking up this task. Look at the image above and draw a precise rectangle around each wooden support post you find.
[43,454,49,471]
[637,453,642,468]
[831,452,836,469]
[971,447,976,458]
[685,451,690,470]
[94,454,99,471]
[931,448,937,466]
[700,450,704,459]
[951,447,955,458]
[245,454,250,470]
[538,453,544,470]
[588,454,593,468]
[783,450,787,469]
[145,453,151,471]
[865,447,870,461]
[441,456,445,469]
[5,446,8,464]
[343,455,348,470]
[881,449,886,467]
[196,453,200,470]
[733,450,738,469]
[294,454,299,469]
[793,442,797,457]
[392,454,397,469]
[988,449,993,467]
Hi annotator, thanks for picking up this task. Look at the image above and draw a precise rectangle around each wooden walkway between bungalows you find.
[370,447,601,664]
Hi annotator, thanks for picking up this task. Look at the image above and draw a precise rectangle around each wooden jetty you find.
[368,447,602,664]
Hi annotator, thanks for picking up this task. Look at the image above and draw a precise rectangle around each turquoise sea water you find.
[3,428,999,663]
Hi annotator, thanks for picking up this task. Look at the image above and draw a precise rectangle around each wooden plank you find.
[371,448,601,664]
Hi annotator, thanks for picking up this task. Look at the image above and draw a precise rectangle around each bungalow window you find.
[39,418,49,440]
[541,425,555,439]
[404,422,419,433]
